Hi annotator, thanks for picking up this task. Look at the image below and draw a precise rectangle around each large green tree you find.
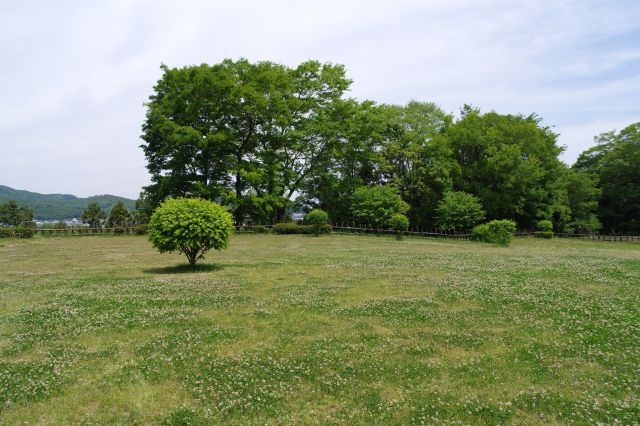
[379,101,456,228]
[436,191,485,231]
[445,106,564,228]
[81,201,106,228]
[141,59,351,224]
[304,100,388,223]
[575,122,640,233]
[350,185,409,228]
[106,201,133,228]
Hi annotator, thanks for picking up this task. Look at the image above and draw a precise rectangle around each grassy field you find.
[0,234,638,425]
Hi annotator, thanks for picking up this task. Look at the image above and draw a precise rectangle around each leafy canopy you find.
[472,220,517,246]
[148,198,234,266]
[305,209,330,236]
[435,191,485,231]
[82,201,106,228]
[106,201,133,228]
[575,122,640,233]
[141,59,351,224]
[0,200,34,226]
[389,213,410,240]
[350,186,409,228]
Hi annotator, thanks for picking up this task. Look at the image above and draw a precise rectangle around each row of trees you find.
[82,201,140,228]
[0,199,138,229]
[138,59,639,234]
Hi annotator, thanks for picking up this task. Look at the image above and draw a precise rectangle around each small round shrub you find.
[305,209,330,237]
[252,225,270,234]
[534,231,554,239]
[487,220,517,246]
[536,220,553,232]
[471,220,516,246]
[436,191,485,231]
[471,223,490,242]
[302,224,332,235]
[389,213,409,240]
[148,198,233,266]
[273,223,304,234]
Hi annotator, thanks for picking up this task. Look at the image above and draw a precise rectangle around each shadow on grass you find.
[143,263,225,274]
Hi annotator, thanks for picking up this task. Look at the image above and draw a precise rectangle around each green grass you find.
[0,234,638,424]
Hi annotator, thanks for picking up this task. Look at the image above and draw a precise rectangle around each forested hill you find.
[0,185,135,220]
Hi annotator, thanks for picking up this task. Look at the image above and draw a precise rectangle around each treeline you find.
[0,185,136,220]
[138,59,639,234]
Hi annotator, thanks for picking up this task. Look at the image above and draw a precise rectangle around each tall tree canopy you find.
[574,122,640,233]
[141,59,351,223]
[446,106,564,228]
[0,200,34,226]
[139,59,634,233]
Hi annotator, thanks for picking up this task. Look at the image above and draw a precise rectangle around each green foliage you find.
[0,226,35,239]
[470,224,490,242]
[134,224,148,235]
[141,59,351,224]
[471,220,517,246]
[251,225,270,234]
[0,200,34,226]
[82,201,106,228]
[536,220,553,232]
[350,186,409,228]
[446,107,564,228]
[575,122,639,233]
[0,185,134,220]
[106,201,133,228]
[435,191,485,231]
[273,223,304,234]
[389,213,409,240]
[379,101,455,228]
[534,231,554,239]
[148,198,234,266]
[557,168,601,233]
[303,224,332,235]
[305,209,330,236]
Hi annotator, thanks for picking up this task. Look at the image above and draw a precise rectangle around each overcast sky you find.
[1,0,639,198]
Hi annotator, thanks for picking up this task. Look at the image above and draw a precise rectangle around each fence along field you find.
[31,225,640,242]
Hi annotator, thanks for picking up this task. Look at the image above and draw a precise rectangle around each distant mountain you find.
[0,185,136,220]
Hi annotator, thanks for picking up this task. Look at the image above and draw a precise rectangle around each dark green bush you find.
[135,224,148,235]
[0,228,14,238]
[14,226,35,239]
[470,224,490,242]
[252,225,270,234]
[0,227,35,239]
[536,220,553,232]
[305,209,330,236]
[113,226,126,235]
[302,224,332,235]
[273,223,304,234]
[534,231,554,239]
[471,220,516,246]
[389,213,409,240]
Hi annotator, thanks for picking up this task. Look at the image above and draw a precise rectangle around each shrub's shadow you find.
[143,263,225,274]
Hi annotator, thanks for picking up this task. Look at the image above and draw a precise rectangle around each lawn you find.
[0,234,638,424]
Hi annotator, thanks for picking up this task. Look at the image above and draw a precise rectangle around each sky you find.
[1,0,639,199]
